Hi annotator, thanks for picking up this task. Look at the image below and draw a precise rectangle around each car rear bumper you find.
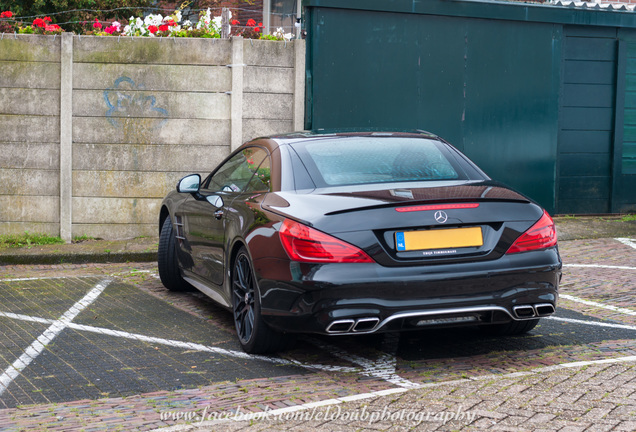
[254,248,561,335]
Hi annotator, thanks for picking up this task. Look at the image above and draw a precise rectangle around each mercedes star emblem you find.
[434,210,448,224]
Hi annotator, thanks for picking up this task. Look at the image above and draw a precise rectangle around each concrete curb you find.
[0,251,157,265]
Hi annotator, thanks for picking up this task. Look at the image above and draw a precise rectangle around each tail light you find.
[506,210,557,254]
[279,219,374,263]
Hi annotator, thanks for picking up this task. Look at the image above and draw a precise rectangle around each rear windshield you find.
[292,137,466,187]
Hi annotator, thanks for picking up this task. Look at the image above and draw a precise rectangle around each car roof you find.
[270,129,439,144]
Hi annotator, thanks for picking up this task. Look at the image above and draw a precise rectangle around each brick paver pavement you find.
[0,237,633,431]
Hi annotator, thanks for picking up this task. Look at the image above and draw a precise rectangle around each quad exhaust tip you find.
[327,303,557,334]
[326,317,380,334]
[513,303,556,319]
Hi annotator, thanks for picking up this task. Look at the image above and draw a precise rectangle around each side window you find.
[245,153,271,193]
[206,147,269,193]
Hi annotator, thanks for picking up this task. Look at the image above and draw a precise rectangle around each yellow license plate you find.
[395,227,483,251]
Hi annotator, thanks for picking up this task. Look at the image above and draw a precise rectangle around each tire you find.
[232,247,289,354]
[480,318,540,336]
[158,217,193,292]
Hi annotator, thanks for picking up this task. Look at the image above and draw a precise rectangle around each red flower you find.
[93,19,102,29]
[45,24,61,32]
[148,25,158,34]
[167,19,176,26]
[104,25,117,34]
[0,11,13,18]
[231,19,239,25]
[254,27,260,32]
[258,22,263,27]
[246,18,256,27]
[44,16,52,22]
[159,24,168,32]
[33,18,46,27]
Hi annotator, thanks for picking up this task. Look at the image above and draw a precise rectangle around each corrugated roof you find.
[550,1,636,12]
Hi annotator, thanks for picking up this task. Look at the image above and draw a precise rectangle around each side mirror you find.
[206,194,224,208]
[177,174,201,194]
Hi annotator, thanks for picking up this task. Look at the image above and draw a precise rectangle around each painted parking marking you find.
[564,264,636,270]
[559,294,636,316]
[2,244,635,412]
[152,354,636,431]
[307,337,419,388]
[0,309,359,375]
[547,316,636,331]
[0,278,111,396]
[616,237,636,250]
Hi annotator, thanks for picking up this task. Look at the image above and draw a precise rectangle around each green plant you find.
[0,0,153,34]
[0,232,64,248]
[622,214,636,222]
[73,234,95,243]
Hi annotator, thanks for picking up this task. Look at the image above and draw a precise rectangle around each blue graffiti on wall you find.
[103,76,168,129]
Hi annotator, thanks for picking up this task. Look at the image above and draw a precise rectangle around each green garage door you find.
[558,26,617,214]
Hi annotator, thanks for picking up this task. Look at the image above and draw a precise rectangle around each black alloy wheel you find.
[231,246,288,353]
[157,217,193,292]
[232,249,256,344]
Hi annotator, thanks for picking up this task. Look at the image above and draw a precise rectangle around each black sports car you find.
[158,130,561,353]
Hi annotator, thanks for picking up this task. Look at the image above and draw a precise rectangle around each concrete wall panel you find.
[0,62,60,89]
[244,67,293,93]
[0,143,59,169]
[72,144,227,172]
[0,89,60,116]
[0,35,60,62]
[0,196,59,222]
[2,169,59,196]
[74,36,232,65]
[73,197,160,224]
[243,93,293,119]
[73,117,230,145]
[74,63,231,92]
[73,171,192,198]
[72,223,157,239]
[0,222,59,236]
[73,90,230,120]
[0,115,59,143]
[243,39,295,67]
[243,119,293,142]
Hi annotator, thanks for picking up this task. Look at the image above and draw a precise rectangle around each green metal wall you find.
[304,0,636,214]
[557,26,616,214]
[616,28,636,212]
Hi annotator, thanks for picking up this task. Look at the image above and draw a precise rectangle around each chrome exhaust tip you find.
[534,303,556,317]
[326,319,354,333]
[352,318,380,332]
[513,305,536,318]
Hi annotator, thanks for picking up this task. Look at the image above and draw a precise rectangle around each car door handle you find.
[214,209,224,220]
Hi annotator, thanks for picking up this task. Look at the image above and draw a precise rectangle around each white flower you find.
[144,13,163,27]
[175,11,182,23]
[123,24,131,35]
[212,15,222,31]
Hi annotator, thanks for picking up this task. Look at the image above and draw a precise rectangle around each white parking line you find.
[564,264,636,270]
[0,310,359,374]
[0,279,111,396]
[151,354,636,431]
[547,316,636,331]
[0,276,95,282]
[616,237,636,250]
[559,294,636,317]
[307,338,419,388]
